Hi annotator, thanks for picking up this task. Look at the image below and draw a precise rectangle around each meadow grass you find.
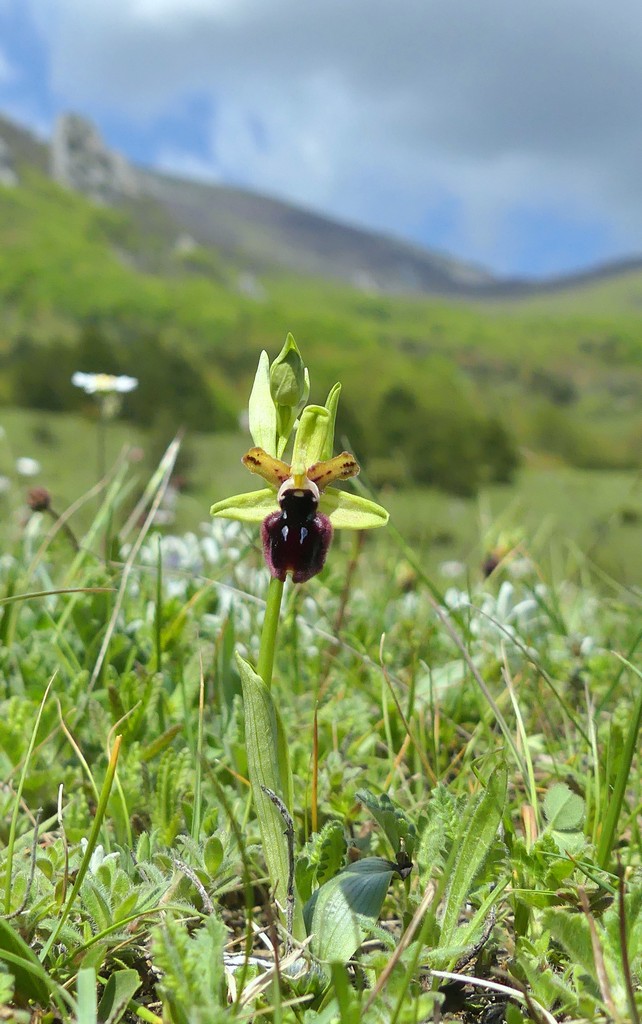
[0,436,640,1022]
[3,404,642,585]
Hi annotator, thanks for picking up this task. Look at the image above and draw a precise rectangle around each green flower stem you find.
[245,574,305,939]
[97,400,108,481]
[257,576,284,689]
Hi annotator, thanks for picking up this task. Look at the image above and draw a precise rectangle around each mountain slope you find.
[137,166,496,295]
[5,109,642,302]
[1,111,499,297]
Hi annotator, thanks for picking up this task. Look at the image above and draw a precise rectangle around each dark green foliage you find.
[10,337,77,412]
[151,916,228,1024]
[479,416,521,483]
[530,368,578,405]
[370,372,519,494]
[8,323,236,433]
[356,789,417,859]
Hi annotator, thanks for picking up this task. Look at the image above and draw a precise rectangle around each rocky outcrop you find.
[50,113,139,203]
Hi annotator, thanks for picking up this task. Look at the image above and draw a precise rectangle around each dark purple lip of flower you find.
[261,487,333,583]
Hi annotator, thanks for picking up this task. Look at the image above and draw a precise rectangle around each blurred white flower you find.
[439,559,466,579]
[0,475,11,494]
[72,371,138,395]
[80,838,119,875]
[506,556,534,579]
[151,509,176,527]
[16,457,40,477]
[444,587,471,611]
[579,635,596,658]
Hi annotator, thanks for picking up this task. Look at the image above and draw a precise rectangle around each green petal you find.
[210,488,277,523]
[322,382,341,461]
[291,405,330,475]
[248,351,277,455]
[320,487,389,530]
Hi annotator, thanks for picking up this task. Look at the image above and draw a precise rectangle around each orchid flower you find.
[211,338,388,583]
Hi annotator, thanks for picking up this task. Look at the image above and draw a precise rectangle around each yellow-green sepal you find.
[319,488,389,529]
[210,488,277,523]
[248,351,277,456]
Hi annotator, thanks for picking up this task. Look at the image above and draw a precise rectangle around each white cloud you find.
[22,0,642,271]
[154,146,220,184]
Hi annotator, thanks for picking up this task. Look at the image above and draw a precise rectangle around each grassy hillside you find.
[1,167,642,502]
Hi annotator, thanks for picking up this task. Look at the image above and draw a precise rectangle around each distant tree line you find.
[7,321,237,432]
[335,366,520,496]
[4,320,522,496]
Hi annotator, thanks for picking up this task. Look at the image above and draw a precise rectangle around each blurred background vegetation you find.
[3,156,642,581]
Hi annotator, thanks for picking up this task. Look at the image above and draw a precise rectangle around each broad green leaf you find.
[236,654,303,937]
[440,763,507,947]
[0,918,60,1009]
[295,855,316,906]
[543,782,585,832]
[517,947,580,1015]
[416,785,457,888]
[80,944,108,975]
[210,488,276,523]
[549,829,586,855]
[0,972,16,1009]
[417,814,449,888]
[76,967,97,1024]
[357,789,417,858]
[543,909,602,986]
[248,350,277,455]
[97,968,141,1024]
[315,820,348,887]
[203,836,223,877]
[320,488,389,529]
[296,821,347,904]
[304,857,395,962]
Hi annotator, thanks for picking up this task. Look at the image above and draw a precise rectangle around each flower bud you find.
[269,333,307,408]
[27,487,51,512]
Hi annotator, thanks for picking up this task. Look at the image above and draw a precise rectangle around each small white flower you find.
[439,560,466,579]
[16,457,40,477]
[80,838,119,875]
[444,587,471,611]
[72,371,138,395]
[0,475,11,494]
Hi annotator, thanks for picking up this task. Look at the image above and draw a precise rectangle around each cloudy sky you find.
[1,0,641,279]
